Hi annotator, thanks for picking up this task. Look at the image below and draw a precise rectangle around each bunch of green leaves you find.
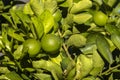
[0,0,120,80]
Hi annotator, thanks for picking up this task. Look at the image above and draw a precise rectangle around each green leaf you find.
[96,34,113,64]
[33,73,52,80]
[21,74,31,80]
[72,26,80,34]
[103,0,117,7]
[75,54,93,79]
[82,76,96,80]
[56,0,65,3]
[28,23,37,39]
[67,67,76,80]
[23,3,34,15]
[0,67,10,74]
[2,24,12,51]
[90,50,104,76]
[59,0,73,7]
[13,45,23,60]
[0,35,5,49]
[15,10,31,24]
[63,30,72,37]
[9,8,20,27]
[80,44,97,55]
[61,56,74,71]
[86,33,98,45]
[0,0,4,12]
[112,3,120,15]
[0,75,8,80]
[31,16,44,39]
[30,0,44,16]
[93,0,103,5]
[7,28,25,42]
[44,0,57,14]
[70,0,92,13]
[111,33,120,50]
[73,12,92,24]
[32,60,63,79]
[107,0,116,7]
[40,10,54,33]
[108,73,114,80]
[61,14,73,31]
[105,24,120,35]
[5,71,23,80]
[2,14,16,29]
[67,34,87,47]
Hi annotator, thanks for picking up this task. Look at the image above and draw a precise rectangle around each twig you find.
[101,64,120,75]
[58,29,74,62]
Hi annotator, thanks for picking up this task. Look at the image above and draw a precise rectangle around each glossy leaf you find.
[23,3,34,15]
[9,8,20,27]
[30,0,44,16]
[103,0,117,7]
[7,28,25,42]
[112,3,120,15]
[96,34,113,64]
[73,12,92,24]
[67,34,86,47]
[31,16,44,39]
[5,71,23,80]
[90,50,104,76]
[13,45,23,60]
[111,33,120,50]
[93,0,103,5]
[105,24,120,35]
[80,44,97,55]
[33,73,52,80]
[15,10,31,25]
[40,10,54,33]
[59,0,73,7]
[0,67,10,74]
[32,60,63,79]
[70,0,92,13]
[2,25,12,51]
[44,0,57,14]
[67,67,76,80]
[2,14,16,29]
[75,54,93,79]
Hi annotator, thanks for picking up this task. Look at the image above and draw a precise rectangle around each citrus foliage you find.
[0,0,120,80]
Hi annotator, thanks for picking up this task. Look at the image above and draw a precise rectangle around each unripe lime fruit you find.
[41,34,61,54]
[23,39,41,57]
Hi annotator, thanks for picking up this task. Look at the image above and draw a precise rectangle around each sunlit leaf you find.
[13,45,23,60]
[30,0,44,16]
[67,34,86,47]
[2,14,16,29]
[32,60,63,79]
[90,50,104,76]
[70,0,92,13]
[23,3,34,15]
[31,16,44,39]
[7,28,25,42]
[5,71,23,80]
[33,73,52,80]
[40,10,54,33]
[73,12,92,24]
[44,0,57,14]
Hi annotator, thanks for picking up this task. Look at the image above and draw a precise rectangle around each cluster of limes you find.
[23,34,62,57]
